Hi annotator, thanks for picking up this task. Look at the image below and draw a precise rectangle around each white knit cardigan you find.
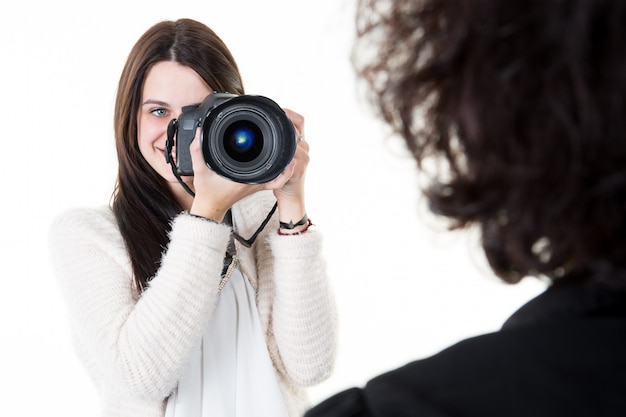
[50,191,337,417]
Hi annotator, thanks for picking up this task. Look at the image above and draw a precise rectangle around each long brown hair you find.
[112,18,245,292]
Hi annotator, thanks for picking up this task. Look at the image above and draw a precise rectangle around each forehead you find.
[142,61,212,104]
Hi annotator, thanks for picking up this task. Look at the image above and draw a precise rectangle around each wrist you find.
[279,213,309,230]
[277,217,313,235]
[277,198,306,224]
[189,202,228,223]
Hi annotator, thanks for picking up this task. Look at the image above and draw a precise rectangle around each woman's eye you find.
[151,108,168,117]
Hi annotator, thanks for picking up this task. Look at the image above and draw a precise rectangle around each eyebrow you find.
[142,99,202,109]
[142,99,170,107]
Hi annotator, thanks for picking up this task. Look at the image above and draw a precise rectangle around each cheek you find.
[137,116,166,154]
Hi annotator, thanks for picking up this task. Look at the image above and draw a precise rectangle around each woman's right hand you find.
[187,131,265,222]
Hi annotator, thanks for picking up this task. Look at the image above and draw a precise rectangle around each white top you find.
[164,267,288,417]
[49,192,337,417]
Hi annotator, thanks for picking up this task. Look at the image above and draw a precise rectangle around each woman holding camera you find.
[50,18,337,417]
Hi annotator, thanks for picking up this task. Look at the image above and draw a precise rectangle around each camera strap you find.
[165,119,196,197]
[165,118,277,248]
[232,202,277,248]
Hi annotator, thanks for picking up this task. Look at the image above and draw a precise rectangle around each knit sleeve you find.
[49,207,231,401]
[260,228,338,387]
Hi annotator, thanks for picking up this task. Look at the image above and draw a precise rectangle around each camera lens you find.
[223,120,264,163]
[201,95,297,183]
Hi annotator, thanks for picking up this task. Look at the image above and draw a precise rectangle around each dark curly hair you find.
[354,0,626,284]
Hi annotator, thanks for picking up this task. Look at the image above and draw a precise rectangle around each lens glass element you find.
[223,120,264,163]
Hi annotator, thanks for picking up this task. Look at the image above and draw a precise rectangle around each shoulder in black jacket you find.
[306,276,626,417]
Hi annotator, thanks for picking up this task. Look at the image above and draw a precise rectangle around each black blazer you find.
[305,273,626,417]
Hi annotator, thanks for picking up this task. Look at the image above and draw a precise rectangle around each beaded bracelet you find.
[277,218,313,236]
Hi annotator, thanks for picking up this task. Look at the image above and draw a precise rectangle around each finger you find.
[283,108,305,140]
[283,108,304,129]
[189,131,206,173]
[265,160,296,189]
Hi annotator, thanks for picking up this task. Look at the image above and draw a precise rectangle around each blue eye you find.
[151,108,168,117]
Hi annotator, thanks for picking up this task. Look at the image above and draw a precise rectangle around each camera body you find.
[169,92,297,184]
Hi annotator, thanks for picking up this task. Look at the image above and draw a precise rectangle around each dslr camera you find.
[166,92,297,184]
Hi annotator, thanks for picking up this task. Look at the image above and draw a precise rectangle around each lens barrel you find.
[201,95,297,184]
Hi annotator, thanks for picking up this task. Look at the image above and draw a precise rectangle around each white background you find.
[0,1,545,415]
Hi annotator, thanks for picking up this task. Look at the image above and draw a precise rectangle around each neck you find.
[170,180,195,211]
